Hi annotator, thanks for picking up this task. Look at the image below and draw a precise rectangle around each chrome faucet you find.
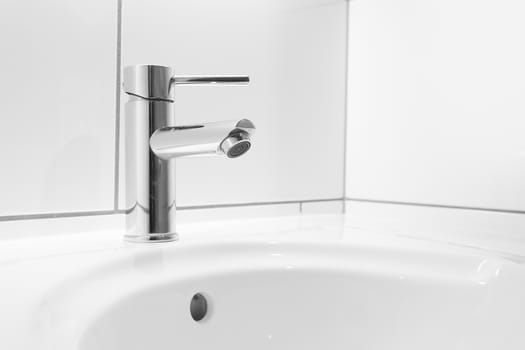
[122,65,255,243]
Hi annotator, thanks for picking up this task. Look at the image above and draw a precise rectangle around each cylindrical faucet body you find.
[123,65,178,242]
[125,97,177,242]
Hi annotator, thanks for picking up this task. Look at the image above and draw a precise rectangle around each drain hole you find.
[190,293,208,322]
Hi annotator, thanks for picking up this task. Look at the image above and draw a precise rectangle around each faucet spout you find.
[150,119,255,160]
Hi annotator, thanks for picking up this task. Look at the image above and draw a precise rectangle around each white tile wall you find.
[119,0,348,208]
[0,0,347,221]
[346,0,525,211]
[0,0,117,215]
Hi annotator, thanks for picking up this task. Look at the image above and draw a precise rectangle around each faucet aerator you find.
[227,140,251,158]
[220,132,252,158]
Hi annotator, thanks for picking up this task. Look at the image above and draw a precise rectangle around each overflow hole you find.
[190,293,208,322]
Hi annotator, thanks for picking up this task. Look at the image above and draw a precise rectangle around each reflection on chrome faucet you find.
[150,119,254,160]
[123,65,255,243]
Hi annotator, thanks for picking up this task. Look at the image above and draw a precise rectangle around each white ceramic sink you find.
[77,244,525,350]
[1,214,525,349]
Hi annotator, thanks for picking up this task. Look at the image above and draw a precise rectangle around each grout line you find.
[2,198,520,222]
[299,202,303,213]
[2,197,521,222]
[177,198,344,211]
[346,197,525,215]
[341,0,350,214]
[0,210,125,222]
[113,0,123,210]
[0,199,345,222]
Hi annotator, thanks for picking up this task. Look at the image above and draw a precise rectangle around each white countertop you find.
[1,212,524,269]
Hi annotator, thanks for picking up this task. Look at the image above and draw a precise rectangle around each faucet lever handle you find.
[171,75,249,86]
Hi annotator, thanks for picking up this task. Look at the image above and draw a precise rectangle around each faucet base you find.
[124,232,179,243]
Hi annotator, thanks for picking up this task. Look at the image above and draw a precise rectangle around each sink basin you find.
[1,215,525,349]
[42,245,525,349]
